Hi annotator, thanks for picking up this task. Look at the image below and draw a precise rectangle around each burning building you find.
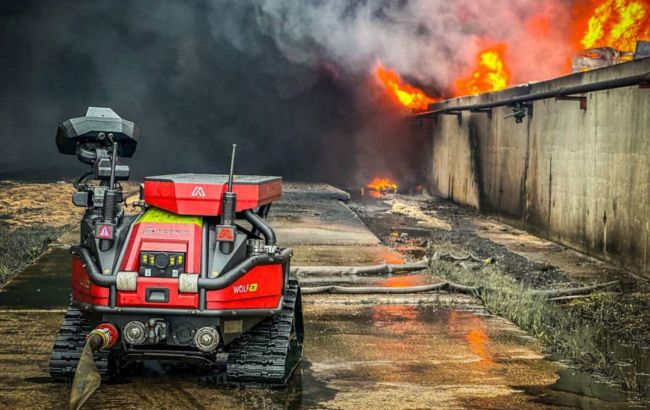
[404,11,650,278]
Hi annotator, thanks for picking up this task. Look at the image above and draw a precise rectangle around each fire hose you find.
[291,260,428,276]
[290,253,494,277]
[300,280,619,297]
[69,324,118,410]
[432,251,495,264]
[294,256,620,299]
[301,281,479,295]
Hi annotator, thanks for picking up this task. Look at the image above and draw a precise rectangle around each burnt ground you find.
[349,192,650,398]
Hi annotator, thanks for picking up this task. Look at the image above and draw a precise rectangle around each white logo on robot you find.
[143,227,190,236]
[191,186,206,197]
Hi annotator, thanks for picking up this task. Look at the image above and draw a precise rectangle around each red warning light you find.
[96,224,114,239]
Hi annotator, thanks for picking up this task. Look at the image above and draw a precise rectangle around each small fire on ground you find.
[364,177,398,198]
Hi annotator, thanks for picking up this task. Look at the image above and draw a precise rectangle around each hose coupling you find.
[89,323,119,349]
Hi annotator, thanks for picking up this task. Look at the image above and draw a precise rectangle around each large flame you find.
[580,0,650,51]
[374,62,438,110]
[454,44,510,96]
[373,1,650,104]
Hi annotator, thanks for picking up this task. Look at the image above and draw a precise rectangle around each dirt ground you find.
[0,180,81,228]
[0,180,141,284]
[0,180,141,228]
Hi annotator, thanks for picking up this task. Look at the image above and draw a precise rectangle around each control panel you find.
[139,251,186,278]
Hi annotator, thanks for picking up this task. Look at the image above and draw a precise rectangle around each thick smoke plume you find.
[255,0,574,88]
[0,0,576,186]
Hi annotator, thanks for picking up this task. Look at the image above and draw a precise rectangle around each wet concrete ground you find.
[354,193,650,398]
[270,184,404,266]
[0,184,642,408]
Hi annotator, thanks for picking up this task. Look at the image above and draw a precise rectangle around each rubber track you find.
[226,280,303,386]
[48,305,111,381]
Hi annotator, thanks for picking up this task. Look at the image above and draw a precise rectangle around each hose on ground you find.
[301,281,479,295]
[290,253,493,277]
[296,254,619,300]
[433,251,495,264]
[530,280,619,298]
[300,279,620,299]
[291,260,428,276]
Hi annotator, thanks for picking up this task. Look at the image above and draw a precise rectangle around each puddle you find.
[551,367,628,402]
[519,366,647,409]
[0,248,647,408]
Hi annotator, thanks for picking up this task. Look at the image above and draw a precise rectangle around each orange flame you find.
[580,0,650,51]
[374,62,438,110]
[366,177,398,194]
[454,44,510,97]
[374,1,649,109]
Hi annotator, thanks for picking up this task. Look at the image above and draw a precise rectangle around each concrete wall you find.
[424,58,650,274]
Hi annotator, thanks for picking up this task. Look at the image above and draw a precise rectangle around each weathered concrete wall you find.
[425,58,650,274]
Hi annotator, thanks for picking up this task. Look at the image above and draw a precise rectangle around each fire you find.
[454,44,510,96]
[373,1,649,109]
[366,177,398,195]
[580,0,650,51]
[374,62,438,110]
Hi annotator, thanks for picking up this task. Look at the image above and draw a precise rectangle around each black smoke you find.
[0,0,489,186]
[0,1,341,182]
[0,0,430,186]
